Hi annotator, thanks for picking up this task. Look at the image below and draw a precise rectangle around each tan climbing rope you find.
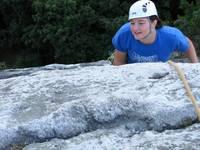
[168,60,200,121]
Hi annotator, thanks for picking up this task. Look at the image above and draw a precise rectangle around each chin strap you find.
[168,60,200,121]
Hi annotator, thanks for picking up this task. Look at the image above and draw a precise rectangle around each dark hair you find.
[149,15,162,29]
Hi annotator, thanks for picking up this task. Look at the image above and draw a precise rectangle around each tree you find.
[174,0,200,54]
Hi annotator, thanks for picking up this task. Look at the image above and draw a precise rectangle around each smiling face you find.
[130,17,156,41]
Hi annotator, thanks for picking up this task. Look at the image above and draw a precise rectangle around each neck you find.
[140,30,156,44]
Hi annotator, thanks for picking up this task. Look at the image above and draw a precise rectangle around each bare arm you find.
[185,38,198,63]
[113,50,127,66]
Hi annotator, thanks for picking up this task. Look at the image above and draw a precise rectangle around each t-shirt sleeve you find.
[112,27,128,53]
[175,29,189,52]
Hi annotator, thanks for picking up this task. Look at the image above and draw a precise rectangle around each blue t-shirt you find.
[112,22,189,63]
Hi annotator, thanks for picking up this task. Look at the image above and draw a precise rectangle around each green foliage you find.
[20,0,130,65]
[174,0,200,54]
[0,0,34,67]
[0,62,7,70]
[14,53,41,68]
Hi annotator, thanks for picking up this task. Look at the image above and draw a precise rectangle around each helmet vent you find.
[142,4,147,13]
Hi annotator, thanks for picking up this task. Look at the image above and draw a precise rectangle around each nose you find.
[131,23,139,31]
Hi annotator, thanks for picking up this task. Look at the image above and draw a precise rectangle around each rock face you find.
[0,61,200,150]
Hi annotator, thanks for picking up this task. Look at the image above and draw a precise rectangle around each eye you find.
[139,22,144,25]
[138,22,145,25]
[130,22,135,25]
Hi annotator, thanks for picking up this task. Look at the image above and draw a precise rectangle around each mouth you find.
[133,32,143,37]
[134,31,142,35]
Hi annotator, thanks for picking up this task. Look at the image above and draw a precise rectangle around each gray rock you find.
[0,61,200,149]
[23,123,200,150]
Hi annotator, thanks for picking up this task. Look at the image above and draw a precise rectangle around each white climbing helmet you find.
[128,0,158,20]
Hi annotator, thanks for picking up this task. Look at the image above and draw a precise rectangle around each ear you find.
[152,19,157,28]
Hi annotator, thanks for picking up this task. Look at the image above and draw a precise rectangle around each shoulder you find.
[157,26,189,52]
[114,22,132,36]
[112,22,132,52]
[158,26,185,37]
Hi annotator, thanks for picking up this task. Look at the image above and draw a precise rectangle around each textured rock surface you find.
[24,123,200,150]
[0,61,200,149]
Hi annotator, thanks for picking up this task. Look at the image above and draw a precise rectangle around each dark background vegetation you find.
[0,0,199,69]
